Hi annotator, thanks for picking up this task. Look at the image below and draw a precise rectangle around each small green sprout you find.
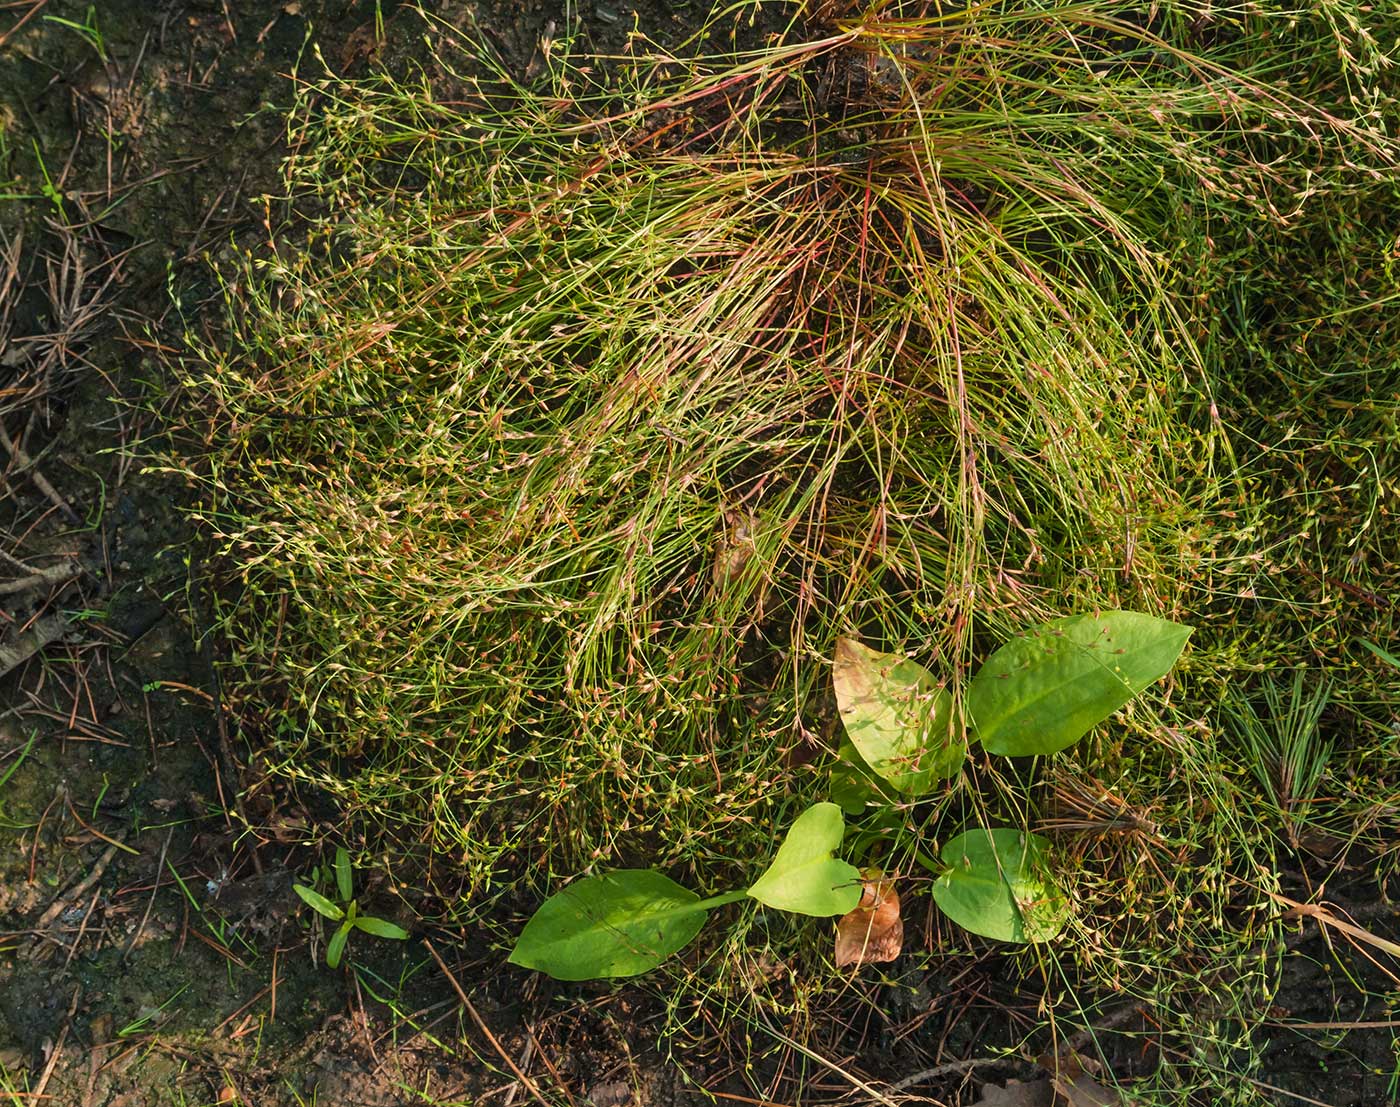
[43,6,108,64]
[293,847,410,968]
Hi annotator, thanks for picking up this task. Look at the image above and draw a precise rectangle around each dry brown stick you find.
[29,984,80,1104]
[28,787,63,885]
[351,971,382,1070]
[1271,890,1400,960]
[0,0,51,51]
[525,1026,577,1107]
[270,946,279,1024]
[33,844,118,932]
[0,422,78,524]
[122,826,174,963]
[887,1055,1016,1093]
[501,1032,537,1107]
[63,796,138,856]
[213,985,274,1035]
[0,228,22,350]
[0,558,82,596]
[701,1091,796,1107]
[424,940,555,1107]
[0,614,69,680]
[0,547,38,573]
[60,887,102,972]
[79,1031,106,1107]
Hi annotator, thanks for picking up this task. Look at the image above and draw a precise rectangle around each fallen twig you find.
[887,1055,1019,1093]
[59,887,102,972]
[0,558,82,596]
[30,985,80,1104]
[0,0,51,52]
[33,843,118,933]
[424,940,556,1107]
[0,421,79,524]
[122,826,174,963]
[1270,890,1400,984]
[0,613,69,680]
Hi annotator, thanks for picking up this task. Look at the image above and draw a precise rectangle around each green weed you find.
[28,139,64,218]
[43,5,107,64]
[116,985,190,1039]
[1222,671,1335,846]
[293,846,411,968]
[512,610,1187,982]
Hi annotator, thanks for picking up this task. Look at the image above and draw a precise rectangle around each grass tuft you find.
[169,1,1400,1098]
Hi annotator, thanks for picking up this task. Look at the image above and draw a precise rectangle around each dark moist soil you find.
[2,2,1398,1106]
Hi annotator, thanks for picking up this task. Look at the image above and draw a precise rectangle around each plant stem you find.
[693,890,750,911]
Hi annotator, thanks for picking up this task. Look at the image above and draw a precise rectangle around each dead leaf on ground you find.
[834,871,903,967]
[973,1075,1126,1107]
[974,1080,1052,1107]
[340,23,383,69]
[1052,1073,1122,1106]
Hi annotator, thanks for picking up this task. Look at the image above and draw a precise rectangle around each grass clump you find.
[173,0,1400,1098]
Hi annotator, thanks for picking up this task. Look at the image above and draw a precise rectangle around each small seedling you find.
[831,610,1190,941]
[29,140,65,219]
[43,6,108,64]
[510,610,1191,979]
[509,802,861,980]
[117,984,189,1039]
[294,847,410,968]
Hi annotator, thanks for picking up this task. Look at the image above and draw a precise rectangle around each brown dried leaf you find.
[711,506,758,586]
[973,1079,1052,1107]
[1051,1073,1123,1106]
[340,23,383,70]
[973,1075,1123,1107]
[834,872,903,967]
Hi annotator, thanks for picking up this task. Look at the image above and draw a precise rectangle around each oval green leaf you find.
[967,612,1192,757]
[293,883,344,922]
[747,802,862,917]
[354,915,410,940]
[327,922,352,968]
[334,846,353,903]
[931,828,1066,943]
[833,638,964,793]
[829,739,894,815]
[508,870,710,981]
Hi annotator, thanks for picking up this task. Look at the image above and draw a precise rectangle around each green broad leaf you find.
[327,922,352,968]
[354,915,410,940]
[508,870,710,981]
[967,611,1191,757]
[844,802,913,866]
[829,739,887,815]
[931,828,1066,943]
[747,803,862,917]
[833,638,963,793]
[335,847,353,903]
[294,883,345,921]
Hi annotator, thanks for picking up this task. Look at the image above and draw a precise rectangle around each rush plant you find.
[510,610,1190,979]
[179,0,1395,923]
